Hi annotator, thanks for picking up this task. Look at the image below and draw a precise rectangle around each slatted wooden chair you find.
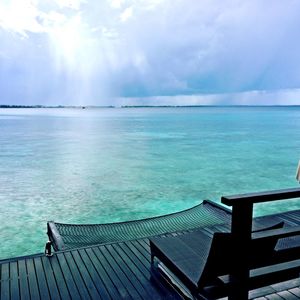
[150,188,300,300]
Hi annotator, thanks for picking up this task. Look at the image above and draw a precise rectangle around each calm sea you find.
[0,106,300,259]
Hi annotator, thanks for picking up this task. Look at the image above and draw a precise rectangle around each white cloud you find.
[45,10,67,23]
[120,7,133,22]
[100,27,119,39]
[110,0,125,9]
[110,0,163,11]
[0,0,86,36]
[53,0,85,10]
[0,0,45,36]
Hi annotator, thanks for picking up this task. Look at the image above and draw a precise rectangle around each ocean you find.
[0,106,299,259]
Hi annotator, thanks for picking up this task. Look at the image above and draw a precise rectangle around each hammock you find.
[47,200,231,251]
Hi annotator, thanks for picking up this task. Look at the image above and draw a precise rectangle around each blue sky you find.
[1,0,300,106]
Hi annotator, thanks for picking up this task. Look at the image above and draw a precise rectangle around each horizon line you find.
[1,104,300,108]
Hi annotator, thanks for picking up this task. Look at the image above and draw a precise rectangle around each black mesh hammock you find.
[47,200,232,251]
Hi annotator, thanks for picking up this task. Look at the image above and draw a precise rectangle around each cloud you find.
[0,0,86,35]
[116,89,300,107]
[0,0,300,105]
[0,0,45,37]
[120,7,133,22]
[53,0,86,10]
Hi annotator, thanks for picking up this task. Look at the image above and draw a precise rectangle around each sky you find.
[1,0,300,106]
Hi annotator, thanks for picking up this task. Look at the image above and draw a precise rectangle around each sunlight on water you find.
[0,107,300,259]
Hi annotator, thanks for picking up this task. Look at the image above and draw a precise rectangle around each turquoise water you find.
[0,106,300,259]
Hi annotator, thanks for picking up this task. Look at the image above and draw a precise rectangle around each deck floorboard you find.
[41,255,61,300]
[26,258,40,300]
[289,288,300,297]
[10,261,19,300]
[85,247,120,299]
[63,251,92,299]
[18,260,30,300]
[34,257,51,300]
[55,252,81,299]
[1,263,9,300]
[48,254,71,300]
[94,246,132,299]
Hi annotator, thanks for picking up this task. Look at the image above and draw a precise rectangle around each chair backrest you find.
[197,221,285,287]
[197,232,232,287]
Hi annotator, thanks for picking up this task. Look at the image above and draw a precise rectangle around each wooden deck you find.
[2,209,300,299]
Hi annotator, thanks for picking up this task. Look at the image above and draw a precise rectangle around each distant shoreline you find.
[0,105,114,109]
[0,104,299,109]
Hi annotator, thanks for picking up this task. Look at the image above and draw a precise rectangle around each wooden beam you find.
[221,188,300,206]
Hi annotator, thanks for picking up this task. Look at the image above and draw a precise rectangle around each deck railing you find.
[221,187,300,300]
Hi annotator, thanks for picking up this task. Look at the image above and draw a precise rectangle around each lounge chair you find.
[150,188,300,300]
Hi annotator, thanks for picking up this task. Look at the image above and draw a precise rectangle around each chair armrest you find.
[221,188,300,207]
[252,225,300,241]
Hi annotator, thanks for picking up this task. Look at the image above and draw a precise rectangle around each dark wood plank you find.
[277,290,300,300]
[112,243,159,299]
[92,247,132,299]
[121,241,180,300]
[18,260,30,300]
[120,242,151,276]
[85,247,121,299]
[33,257,51,300]
[272,278,300,292]
[265,294,284,299]
[289,288,300,297]
[252,226,300,241]
[1,263,10,300]
[71,250,103,299]
[222,188,300,206]
[105,243,145,299]
[132,240,151,261]
[106,244,149,299]
[220,260,300,290]
[101,244,143,299]
[10,261,20,300]
[46,255,71,300]
[140,238,151,250]
[249,286,276,299]
[41,256,61,300]
[128,240,152,264]
[77,249,111,300]
[55,253,82,299]
[202,226,217,237]
[63,251,92,299]
[26,259,40,300]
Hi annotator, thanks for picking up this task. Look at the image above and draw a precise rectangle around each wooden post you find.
[228,203,253,300]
